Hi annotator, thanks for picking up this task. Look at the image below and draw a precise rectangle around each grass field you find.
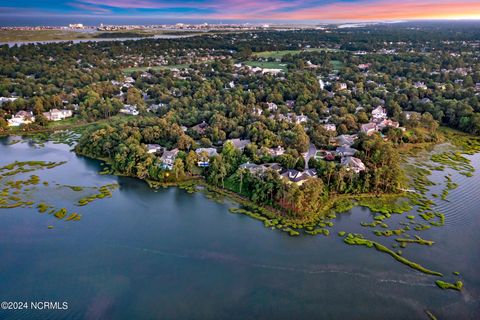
[253,48,339,59]
[0,30,94,42]
[0,29,194,43]
[331,60,343,71]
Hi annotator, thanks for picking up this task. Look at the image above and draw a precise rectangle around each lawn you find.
[331,60,343,71]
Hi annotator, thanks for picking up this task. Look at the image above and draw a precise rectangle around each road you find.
[304,143,317,170]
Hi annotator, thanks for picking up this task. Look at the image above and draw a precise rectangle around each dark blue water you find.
[0,137,479,319]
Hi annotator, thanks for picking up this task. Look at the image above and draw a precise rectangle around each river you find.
[0,136,479,319]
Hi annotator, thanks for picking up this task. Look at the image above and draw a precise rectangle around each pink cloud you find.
[72,0,480,21]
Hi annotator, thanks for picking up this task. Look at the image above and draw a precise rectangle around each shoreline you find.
[75,149,409,229]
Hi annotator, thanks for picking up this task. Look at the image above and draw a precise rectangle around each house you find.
[476,83,480,92]
[119,105,139,116]
[147,103,166,113]
[371,106,387,121]
[335,134,356,146]
[268,146,285,157]
[195,148,217,167]
[196,147,218,157]
[124,76,135,84]
[337,83,347,91]
[262,68,283,75]
[239,162,282,175]
[239,162,263,174]
[376,119,400,131]
[146,144,162,154]
[160,149,179,170]
[253,107,263,116]
[287,113,308,124]
[361,122,378,135]
[355,106,365,113]
[322,123,336,132]
[0,97,18,105]
[341,156,366,173]
[358,63,371,70]
[403,111,421,120]
[420,98,432,104]
[190,121,208,135]
[318,78,325,90]
[336,146,358,157]
[228,138,251,151]
[266,102,278,111]
[261,163,282,173]
[286,100,295,108]
[414,82,427,90]
[8,111,35,127]
[42,109,73,121]
[281,169,317,185]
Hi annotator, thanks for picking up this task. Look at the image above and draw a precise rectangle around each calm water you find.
[0,137,479,319]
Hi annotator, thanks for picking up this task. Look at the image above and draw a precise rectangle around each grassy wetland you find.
[0,141,119,227]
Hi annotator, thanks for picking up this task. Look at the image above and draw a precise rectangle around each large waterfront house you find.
[43,109,73,121]
[281,169,317,186]
[341,156,366,173]
[160,149,179,170]
[8,111,35,127]
[196,148,218,167]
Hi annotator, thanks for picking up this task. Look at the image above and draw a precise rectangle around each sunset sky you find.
[1,0,480,23]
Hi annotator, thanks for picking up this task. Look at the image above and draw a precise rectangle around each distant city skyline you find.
[1,0,479,26]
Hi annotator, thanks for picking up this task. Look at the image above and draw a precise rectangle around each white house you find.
[268,146,285,157]
[371,106,387,121]
[43,109,73,121]
[119,105,139,116]
[341,156,366,173]
[8,111,35,127]
[266,102,278,111]
[146,144,162,154]
[323,123,337,132]
[414,82,427,90]
[0,97,18,105]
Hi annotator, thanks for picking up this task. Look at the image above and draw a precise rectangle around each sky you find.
[1,0,480,25]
